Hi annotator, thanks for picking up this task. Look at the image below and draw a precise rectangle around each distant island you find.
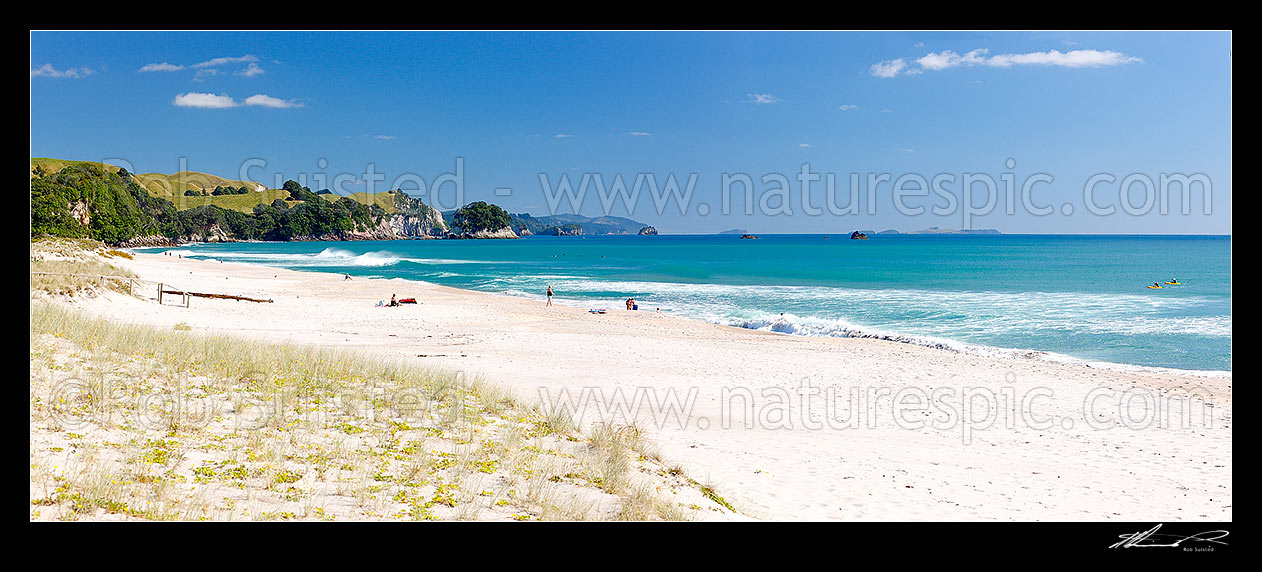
[861,227,1001,235]
[719,228,748,235]
[905,226,1001,235]
[499,212,650,237]
[638,226,658,236]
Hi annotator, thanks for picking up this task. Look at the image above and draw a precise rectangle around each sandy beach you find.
[58,250,1231,521]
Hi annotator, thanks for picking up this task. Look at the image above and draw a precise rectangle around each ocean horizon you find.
[145,233,1232,375]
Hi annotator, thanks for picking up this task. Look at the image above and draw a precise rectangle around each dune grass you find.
[30,243,137,298]
[29,301,735,521]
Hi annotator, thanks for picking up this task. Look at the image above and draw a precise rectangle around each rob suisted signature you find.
[1109,524,1229,550]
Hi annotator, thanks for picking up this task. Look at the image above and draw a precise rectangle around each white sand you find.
[74,252,1231,521]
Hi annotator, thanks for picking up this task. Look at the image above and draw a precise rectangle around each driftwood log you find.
[161,289,272,303]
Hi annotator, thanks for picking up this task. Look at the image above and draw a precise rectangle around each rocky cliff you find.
[384,191,449,238]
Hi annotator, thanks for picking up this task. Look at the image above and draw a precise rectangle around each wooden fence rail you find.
[30,272,271,307]
[30,271,141,294]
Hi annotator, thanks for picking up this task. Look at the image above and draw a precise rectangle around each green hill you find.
[30,161,398,244]
[32,158,420,214]
[33,158,268,203]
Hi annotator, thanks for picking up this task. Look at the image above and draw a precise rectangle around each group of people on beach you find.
[544,285,657,313]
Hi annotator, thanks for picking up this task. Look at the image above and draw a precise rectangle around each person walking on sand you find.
[546,285,554,307]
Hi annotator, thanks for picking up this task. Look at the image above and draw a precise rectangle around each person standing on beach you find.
[546,285,554,307]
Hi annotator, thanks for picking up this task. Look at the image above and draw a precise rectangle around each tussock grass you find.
[29,302,736,521]
[30,258,136,297]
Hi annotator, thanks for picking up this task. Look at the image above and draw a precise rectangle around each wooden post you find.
[158,283,163,305]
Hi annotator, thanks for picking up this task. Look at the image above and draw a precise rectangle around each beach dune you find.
[66,252,1231,521]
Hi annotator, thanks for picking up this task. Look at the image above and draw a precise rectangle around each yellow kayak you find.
[1164,281,1182,285]
[1147,285,1162,289]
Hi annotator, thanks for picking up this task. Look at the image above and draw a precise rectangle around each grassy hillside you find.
[165,188,295,213]
[32,158,433,219]
[132,171,266,197]
[34,158,266,200]
[31,158,122,177]
[175,190,406,215]
[344,191,400,214]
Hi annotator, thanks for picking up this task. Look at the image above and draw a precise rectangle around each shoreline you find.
[57,249,1232,520]
[141,244,1232,381]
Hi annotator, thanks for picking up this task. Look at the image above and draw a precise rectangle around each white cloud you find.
[235,63,265,78]
[917,49,988,71]
[838,104,858,111]
[554,134,573,138]
[746,93,781,104]
[138,62,184,72]
[985,49,1141,68]
[799,143,811,148]
[244,94,301,108]
[375,135,397,140]
[31,64,94,79]
[880,108,893,113]
[193,54,259,69]
[173,92,238,109]
[141,55,266,77]
[869,59,907,78]
[875,48,1141,78]
[627,131,652,136]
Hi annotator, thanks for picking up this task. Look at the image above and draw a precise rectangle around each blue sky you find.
[31,31,1231,234]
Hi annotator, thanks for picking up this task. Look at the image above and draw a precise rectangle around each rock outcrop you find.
[638,226,659,236]
[117,235,182,248]
[549,225,583,236]
[384,192,449,238]
[70,201,91,226]
[447,227,520,239]
[187,224,233,243]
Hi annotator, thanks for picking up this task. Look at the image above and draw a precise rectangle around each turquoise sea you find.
[148,234,1232,374]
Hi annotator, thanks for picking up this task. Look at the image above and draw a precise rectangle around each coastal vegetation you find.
[450,201,512,234]
[29,162,434,245]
